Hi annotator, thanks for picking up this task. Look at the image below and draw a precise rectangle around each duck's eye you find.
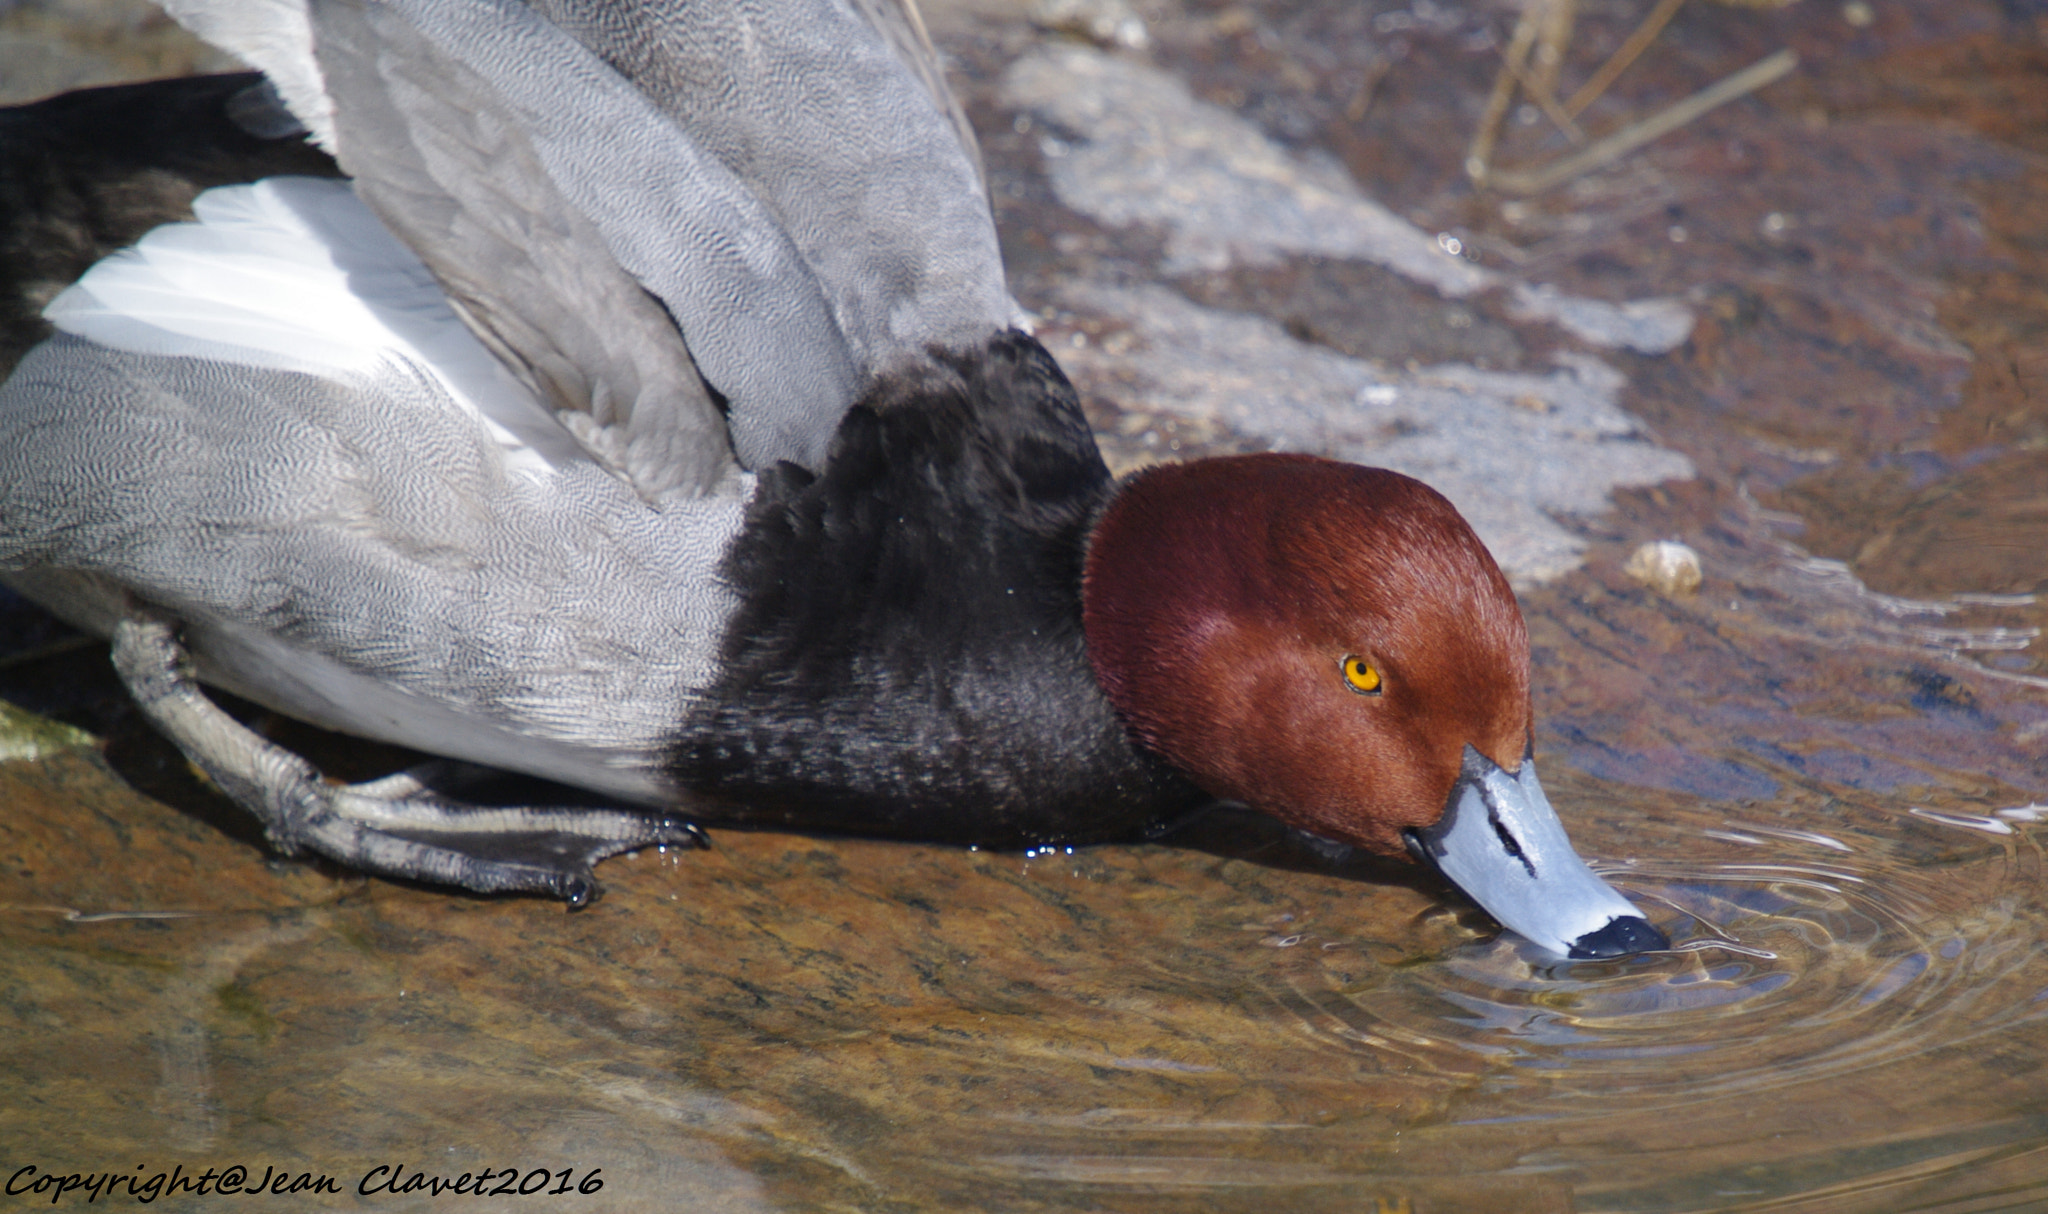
[1341,654,1382,695]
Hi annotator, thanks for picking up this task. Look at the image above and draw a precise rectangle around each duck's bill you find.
[1405,745,1668,959]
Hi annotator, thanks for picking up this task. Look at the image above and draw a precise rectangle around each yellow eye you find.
[1341,655,1382,695]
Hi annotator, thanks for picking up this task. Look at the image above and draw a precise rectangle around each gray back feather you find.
[310,0,1016,477]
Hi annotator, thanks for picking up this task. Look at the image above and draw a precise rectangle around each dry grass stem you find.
[1486,46,1797,194]
[1464,4,1543,183]
[1564,0,1690,117]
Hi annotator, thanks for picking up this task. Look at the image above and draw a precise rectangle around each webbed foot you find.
[111,614,699,902]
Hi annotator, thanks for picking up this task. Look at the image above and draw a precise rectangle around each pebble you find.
[1624,540,1704,596]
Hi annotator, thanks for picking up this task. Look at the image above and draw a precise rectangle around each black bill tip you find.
[1567,915,1670,959]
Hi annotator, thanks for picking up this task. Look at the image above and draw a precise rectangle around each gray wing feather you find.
[526,0,1016,370]
[844,0,988,191]
[313,0,738,496]
[313,0,854,472]
[311,0,1014,473]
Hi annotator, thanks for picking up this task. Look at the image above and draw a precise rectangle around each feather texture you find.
[0,0,1028,827]
[45,177,585,483]
[0,328,755,798]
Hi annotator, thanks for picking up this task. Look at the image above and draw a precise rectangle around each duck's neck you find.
[668,332,1202,843]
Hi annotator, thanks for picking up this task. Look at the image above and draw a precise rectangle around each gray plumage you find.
[2,333,745,800]
[0,0,1022,895]
[315,0,1016,478]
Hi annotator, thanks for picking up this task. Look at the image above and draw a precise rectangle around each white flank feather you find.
[45,177,582,479]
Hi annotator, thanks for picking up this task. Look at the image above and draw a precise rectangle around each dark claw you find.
[561,873,600,909]
[656,817,710,848]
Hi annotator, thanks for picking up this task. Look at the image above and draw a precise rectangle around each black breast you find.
[669,332,1203,845]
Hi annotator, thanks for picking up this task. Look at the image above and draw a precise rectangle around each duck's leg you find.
[110,614,700,904]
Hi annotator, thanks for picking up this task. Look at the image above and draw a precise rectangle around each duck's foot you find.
[110,614,700,904]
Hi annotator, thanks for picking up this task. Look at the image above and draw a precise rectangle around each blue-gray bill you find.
[1406,745,1669,959]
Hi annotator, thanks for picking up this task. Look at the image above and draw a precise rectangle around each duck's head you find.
[1083,453,1666,959]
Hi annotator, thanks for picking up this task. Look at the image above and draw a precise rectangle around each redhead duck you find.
[0,0,1666,959]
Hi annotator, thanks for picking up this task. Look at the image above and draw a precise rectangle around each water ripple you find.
[1247,817,2048,1123]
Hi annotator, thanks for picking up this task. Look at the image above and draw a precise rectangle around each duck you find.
[0,0,1667,959]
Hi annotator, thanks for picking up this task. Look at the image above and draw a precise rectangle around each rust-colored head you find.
[1081,454,1531,856]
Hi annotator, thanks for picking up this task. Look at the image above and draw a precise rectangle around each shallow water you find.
[6,0,2048,1209]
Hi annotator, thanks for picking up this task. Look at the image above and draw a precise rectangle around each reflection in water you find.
[149,919,322,1153]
